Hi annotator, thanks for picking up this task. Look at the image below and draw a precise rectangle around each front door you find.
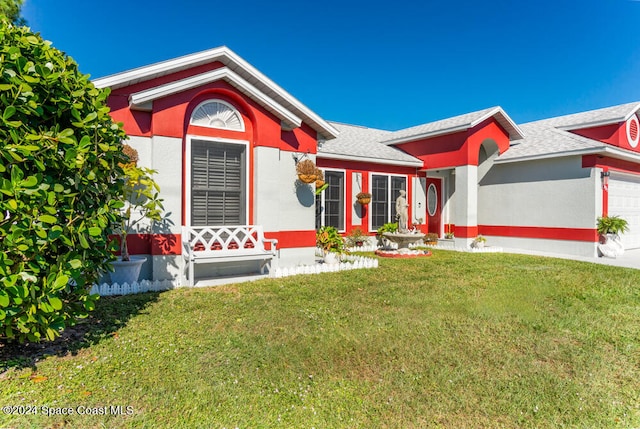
[426,177,442,236]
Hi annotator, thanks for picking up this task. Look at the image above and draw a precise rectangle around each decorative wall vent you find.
[191,100,245,131]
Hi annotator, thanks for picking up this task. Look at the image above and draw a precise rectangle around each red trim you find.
[478,225,598,242]
[582,155,640,175]
[264,230,317,248]
[602,167,609,217]
[454,225,478,238]
[114,234,182,256]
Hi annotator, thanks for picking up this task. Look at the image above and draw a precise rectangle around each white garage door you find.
[608,172,640,249]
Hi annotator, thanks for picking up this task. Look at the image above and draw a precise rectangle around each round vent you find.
[626,115,639,148]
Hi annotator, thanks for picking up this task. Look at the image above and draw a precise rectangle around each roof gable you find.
[381,106,524,145]
[93,46,339,140]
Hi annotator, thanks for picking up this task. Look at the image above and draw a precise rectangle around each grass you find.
[1,250,639,428]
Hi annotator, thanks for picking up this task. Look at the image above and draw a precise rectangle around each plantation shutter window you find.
[191,140,246,226]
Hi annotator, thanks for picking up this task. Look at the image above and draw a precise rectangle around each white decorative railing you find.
[90,279,177,296]
[182,225,278,287]
[270,254,379,278]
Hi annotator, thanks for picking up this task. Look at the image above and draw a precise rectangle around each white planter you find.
[471,241,485,249]
[598,233,624,258]
[110,256,147,285]
[323,252,339,264]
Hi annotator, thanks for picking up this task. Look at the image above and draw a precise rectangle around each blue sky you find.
[22,0,640,131]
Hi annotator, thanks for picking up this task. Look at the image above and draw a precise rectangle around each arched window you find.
[190,100,245,131]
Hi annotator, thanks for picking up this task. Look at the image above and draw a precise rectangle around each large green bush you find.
[0,19,128,342]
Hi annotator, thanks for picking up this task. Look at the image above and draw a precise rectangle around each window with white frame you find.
[371,174,407,230]
[315,170,345,230]
[190,139,246,226]
[190,100,245,131]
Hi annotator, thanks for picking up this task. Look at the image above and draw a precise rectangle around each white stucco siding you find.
[253,146,317,266]
[478,156,598,229]
[124,135,183,234]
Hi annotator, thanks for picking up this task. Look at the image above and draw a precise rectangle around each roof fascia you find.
[472,107,525,140]
[383,107,524,146]
[128,67,302,130]
[317,152,424,168]
[493,145,640,165]
[383,124,470,146]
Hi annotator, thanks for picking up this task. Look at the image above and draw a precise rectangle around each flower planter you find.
[323,252,339,264]
[357,197,371,205]
[298,174,317,184]
[110,256,147,285]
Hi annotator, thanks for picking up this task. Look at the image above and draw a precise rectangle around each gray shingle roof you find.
[497,102,640,162]
[318,122,423,166]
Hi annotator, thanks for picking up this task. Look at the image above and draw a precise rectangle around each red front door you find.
[426,177,442,236]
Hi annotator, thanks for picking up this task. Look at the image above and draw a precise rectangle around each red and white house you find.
[94,47,640,285]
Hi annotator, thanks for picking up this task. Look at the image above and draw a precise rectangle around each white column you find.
[453,165,478,247]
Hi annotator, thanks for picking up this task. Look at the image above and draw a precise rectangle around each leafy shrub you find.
[0,19,129,342]
[316,226,345,253]
[425,233,439,243]
[376,222,398,236]
[345,227,368,247]
[597,215,629,236]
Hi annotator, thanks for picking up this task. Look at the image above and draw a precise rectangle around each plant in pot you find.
[345,227,368,248]
[356,192,372,205]
[111,145,164,284]
[424,233,439,245]
[296,159,318,184]
[316,226,345,264]
[597,215,629,258]
[376,222,398,248]
[471,235,487,249]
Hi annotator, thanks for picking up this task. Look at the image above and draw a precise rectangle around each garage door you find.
[608,172,640,249]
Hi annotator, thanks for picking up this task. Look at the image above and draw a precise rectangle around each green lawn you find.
[1,250,639,428]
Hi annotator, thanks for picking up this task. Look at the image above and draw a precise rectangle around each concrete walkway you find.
[501,247,640,270]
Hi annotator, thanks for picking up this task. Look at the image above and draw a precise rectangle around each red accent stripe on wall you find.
[453,226,478,238]
[264,230,317,248]
[117,234,183,256]
[478,225,598,242]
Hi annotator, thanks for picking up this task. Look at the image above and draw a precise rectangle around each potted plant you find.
[111,144,164,284]
[345,227,368,248]
[424,233,439,245]
[597,215,629,258]
[316,226,345,263]
[376,222,398,248]
[356,192,372,205]
[296,159,318,184]
[471,235,487,249]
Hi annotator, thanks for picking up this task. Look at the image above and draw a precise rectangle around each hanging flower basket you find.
[356,192,372,205]
[296,159,317,184]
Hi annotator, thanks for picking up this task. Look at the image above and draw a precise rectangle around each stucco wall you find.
[478,156,598,228]
[253,146,317,266]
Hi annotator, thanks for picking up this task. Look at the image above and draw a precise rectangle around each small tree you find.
[0,19,128,342]
[118,145,164,261]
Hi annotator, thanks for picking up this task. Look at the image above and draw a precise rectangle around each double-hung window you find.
[370,174,407,230]
[190,139,247,226]
[315,170,345,230]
